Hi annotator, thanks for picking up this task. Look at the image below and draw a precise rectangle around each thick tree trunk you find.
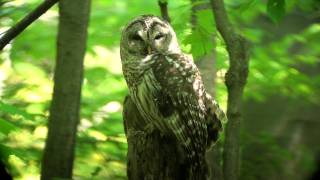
[123,96,207,180]
[41,0,91,179]
[124,96,189,180]
[210,0,250,180]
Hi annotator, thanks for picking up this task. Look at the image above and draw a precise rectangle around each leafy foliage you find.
[0,118,18,135]
[0,0,319,179]
[267,0,286,23]
[184,9,216,58]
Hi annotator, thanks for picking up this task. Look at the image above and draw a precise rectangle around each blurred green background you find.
[0,0,320,179]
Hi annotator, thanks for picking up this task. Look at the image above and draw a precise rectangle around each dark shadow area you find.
[309,154,320,180]
[0,161,12,180]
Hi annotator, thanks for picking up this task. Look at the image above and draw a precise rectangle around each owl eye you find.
[131,34,143,41]
[154,33,165,40]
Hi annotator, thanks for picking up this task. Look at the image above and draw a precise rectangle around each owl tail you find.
[205,93,228,123]
[204,93,227,149]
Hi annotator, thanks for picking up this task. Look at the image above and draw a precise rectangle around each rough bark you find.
[0,0,59,51]
[123,96,192,180]
[41,0,91,179]
[210,0,250,180]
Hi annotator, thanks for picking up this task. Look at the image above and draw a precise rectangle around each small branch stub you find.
[158,0,171,22]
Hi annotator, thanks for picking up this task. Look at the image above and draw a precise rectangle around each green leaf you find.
[267,0,286,23]
[0,144,14,163]
[0,101,34,120]
[183,9,215,58]
[0,118,19,135]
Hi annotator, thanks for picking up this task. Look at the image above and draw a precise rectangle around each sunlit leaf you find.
[0,144,21,164]
[0,144,12,162]
[0,101,34,120]
[0,118,19,135]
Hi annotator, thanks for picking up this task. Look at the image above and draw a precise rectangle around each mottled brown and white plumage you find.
[120,15,225,175]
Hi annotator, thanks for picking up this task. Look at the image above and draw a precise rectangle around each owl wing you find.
[151,53,208,159]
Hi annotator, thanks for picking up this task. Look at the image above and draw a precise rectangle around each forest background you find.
[0,0,320,179]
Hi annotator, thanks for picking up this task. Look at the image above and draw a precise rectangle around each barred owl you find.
[120,15,225,175]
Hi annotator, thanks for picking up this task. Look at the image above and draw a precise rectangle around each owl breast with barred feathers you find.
[120,15,225,173]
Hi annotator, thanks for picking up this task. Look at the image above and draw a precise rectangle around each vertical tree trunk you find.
[210,0,250,180]
[123,96,193,180]
[41,0,91,179]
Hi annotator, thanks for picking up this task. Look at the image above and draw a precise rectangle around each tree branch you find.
[210,0,235,45]
[210,0,250,180]
[158,0,171,22]
[0,0,59,51]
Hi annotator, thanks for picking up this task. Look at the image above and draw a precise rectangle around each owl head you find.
[120,15,181,63]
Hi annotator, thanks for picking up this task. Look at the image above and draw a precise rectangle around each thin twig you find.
[0,0,59,51]
[210,0,250,180]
